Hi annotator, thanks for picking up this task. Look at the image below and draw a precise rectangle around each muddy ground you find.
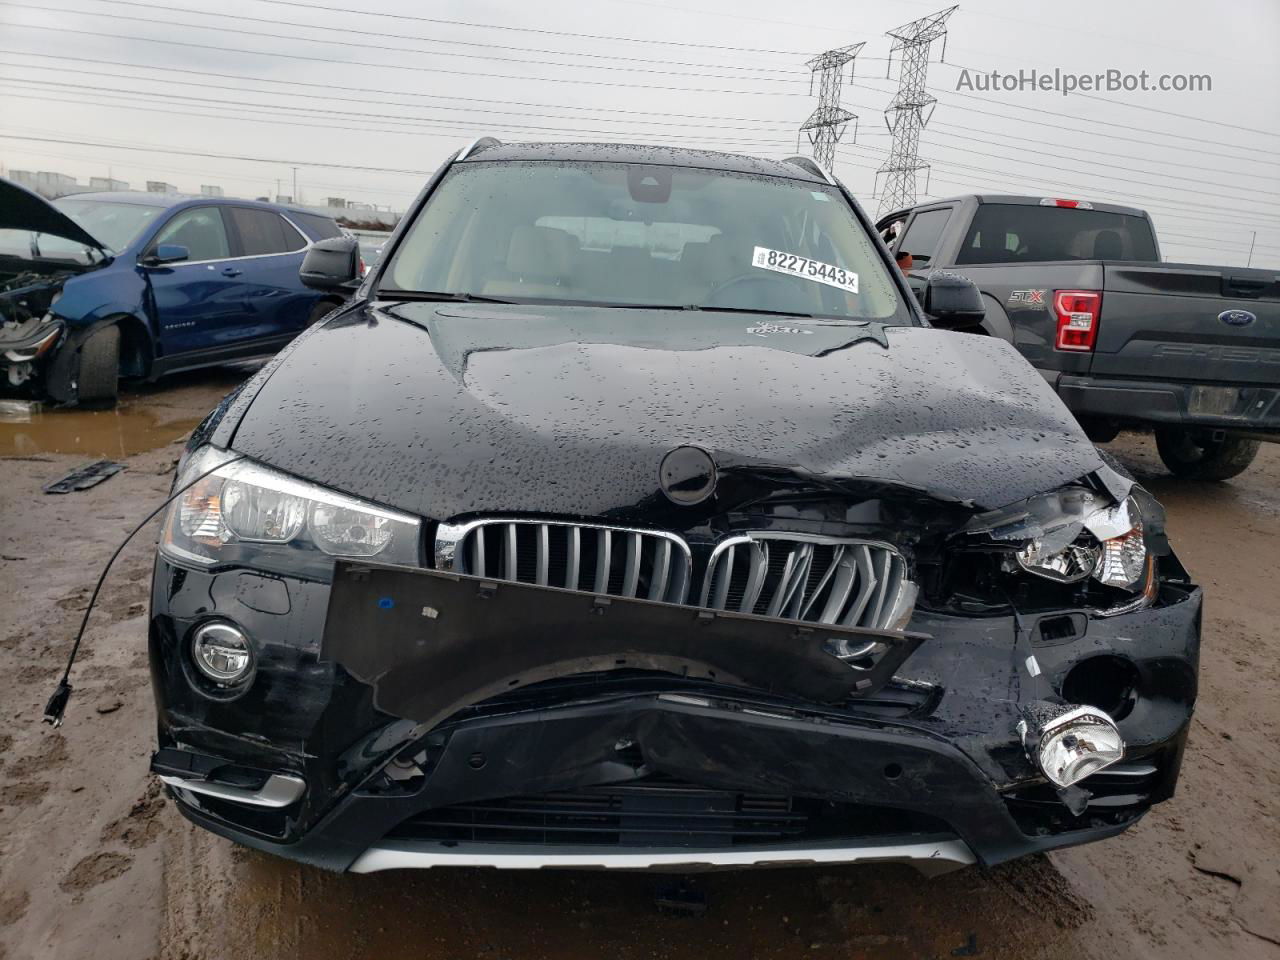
[0,368,1277,960]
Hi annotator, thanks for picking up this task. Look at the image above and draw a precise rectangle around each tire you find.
[1155,427,1260,481]
[307,299,340,327]
[76,323,120,406]
[1078,416,1121,444]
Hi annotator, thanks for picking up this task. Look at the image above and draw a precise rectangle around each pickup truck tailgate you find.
[1092,263,1280,384]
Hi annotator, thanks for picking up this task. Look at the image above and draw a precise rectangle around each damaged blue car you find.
[0,178,344,405]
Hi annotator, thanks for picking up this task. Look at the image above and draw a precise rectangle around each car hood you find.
[228,301,1104,520]
[0,178,106,251]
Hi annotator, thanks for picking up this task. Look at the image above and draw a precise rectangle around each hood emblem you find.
[659,446,717,506]
[1218,309,1256,327]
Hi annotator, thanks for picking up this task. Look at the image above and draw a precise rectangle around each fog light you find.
[190,621,254,684]
[1019,701,1124,787]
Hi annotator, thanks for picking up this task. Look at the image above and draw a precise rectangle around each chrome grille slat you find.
[436,521,912,631]
[536,524,550,587]
[704,534,912,632]
[595,529,612,594]
[843,546,878,628]
[565,526,581,591]
[504,524,518,582]
[439,519,691,605]
[622,533,642,598]
[648,539,671,602]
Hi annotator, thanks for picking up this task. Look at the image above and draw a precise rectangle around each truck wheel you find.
[1155,427,1260,481]
[76,323,120,406]
[1077,416,1121,444]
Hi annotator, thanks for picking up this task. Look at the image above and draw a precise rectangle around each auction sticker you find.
[752,246,858,294]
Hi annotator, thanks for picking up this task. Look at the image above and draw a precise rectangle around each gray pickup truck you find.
[878,195,1279,479]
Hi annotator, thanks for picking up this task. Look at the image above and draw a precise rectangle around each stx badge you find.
[1009,289,1047,308]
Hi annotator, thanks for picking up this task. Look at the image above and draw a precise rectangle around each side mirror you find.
[300,236,361,291]
[922,271,986,330]
[142,244,189,267]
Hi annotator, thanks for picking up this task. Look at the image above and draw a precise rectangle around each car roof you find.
[64,192,332,218]
[459,141,829,184]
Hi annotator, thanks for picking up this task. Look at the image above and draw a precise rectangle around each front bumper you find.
[149,557,1201,873]
[1055,374,1280,436]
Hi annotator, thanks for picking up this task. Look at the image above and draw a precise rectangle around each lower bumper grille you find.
[386,777,950,849]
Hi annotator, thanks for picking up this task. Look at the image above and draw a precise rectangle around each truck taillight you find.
[1039,198,1094,210]
[1054,290,1102,352]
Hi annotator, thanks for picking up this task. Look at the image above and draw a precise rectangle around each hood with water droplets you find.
[227,301,1103,520]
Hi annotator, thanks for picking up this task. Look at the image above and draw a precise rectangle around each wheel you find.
[1077,416,1121,444]
[1155,427,1260,481]
[76,323,120,406]
[306,299,340,327]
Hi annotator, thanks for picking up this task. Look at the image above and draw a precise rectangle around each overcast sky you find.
[1,0,1277,266]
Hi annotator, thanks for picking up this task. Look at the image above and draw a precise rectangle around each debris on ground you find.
[42,460,124,494]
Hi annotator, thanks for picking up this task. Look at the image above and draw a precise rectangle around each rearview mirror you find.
[922,271,986,330]
[142,244,189,267]
[300,236,361,291]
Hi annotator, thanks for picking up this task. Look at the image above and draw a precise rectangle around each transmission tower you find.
[799,42,865,171]
[876,5,958,216]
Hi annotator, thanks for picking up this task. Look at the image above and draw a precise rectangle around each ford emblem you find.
[1218,309,1256,327]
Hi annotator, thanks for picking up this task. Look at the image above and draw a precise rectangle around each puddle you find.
[0,399,204,458]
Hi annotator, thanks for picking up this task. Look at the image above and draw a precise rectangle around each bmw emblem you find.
[659,446,717,506]
[1218,309,1256,327]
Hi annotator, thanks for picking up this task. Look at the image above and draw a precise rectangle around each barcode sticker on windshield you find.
[752,246,858,295]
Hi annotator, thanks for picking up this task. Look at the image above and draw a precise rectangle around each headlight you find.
[1015,495,1148,591]
[161,447,421,576]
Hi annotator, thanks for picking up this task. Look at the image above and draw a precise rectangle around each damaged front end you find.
[147,447,1199,875]
[0,271,69,391]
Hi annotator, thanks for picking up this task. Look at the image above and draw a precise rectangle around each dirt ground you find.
[1,368,1277,960]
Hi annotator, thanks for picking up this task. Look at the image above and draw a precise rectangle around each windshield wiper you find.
[382,290,519,304]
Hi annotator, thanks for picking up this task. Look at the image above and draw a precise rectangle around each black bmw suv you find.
[148,140,1200,875]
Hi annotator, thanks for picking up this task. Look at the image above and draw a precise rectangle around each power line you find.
[921,79,1279,157]
[35,0,807,75]
[0,51,804,126]
[938,57,1280,140]
[1,24,811,97]
[0,75,806,137]
[841,144,1280,227]
[0,133,435,174]
[251,0,812,56]
[834,151,1280,245]
[1,2,809,83]
[846,79,1280,168]
[920,118,1280,183]
[1,90,798,151]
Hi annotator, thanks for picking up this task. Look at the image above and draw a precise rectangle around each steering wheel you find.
[704,271,807,310]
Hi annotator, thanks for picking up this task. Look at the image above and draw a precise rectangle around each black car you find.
[147,140,1201,876]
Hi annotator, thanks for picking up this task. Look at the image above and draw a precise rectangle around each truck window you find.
[956,204,1158,264]
[896,209,951,263]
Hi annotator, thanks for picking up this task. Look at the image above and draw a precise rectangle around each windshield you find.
[382,161,910,322]
[53,199,162,253]
[0,199,161,265]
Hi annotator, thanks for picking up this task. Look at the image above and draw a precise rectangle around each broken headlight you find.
[1015,495,1149,592]
[161,447,422,577]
